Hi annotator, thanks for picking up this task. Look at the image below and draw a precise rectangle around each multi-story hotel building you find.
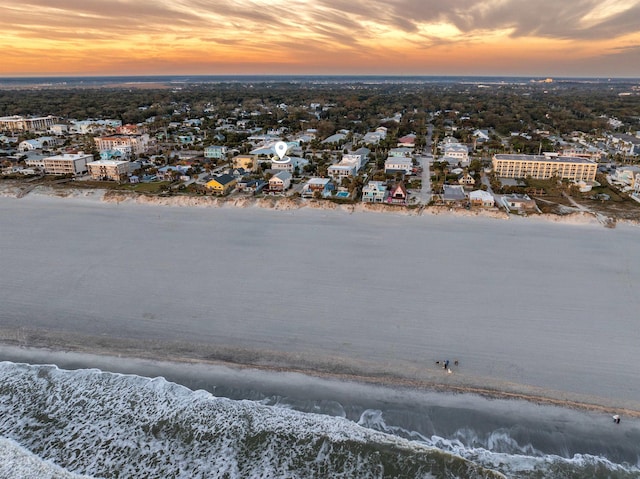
[87,159,131,182]
[94,134,150,157]
[0,115,59,132]
[492,154,597,181]
[43,152,92,176]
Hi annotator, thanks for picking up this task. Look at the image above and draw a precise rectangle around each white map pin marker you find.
[274,141,288,161]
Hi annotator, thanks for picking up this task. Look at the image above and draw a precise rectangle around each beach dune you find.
[1,195,639,412]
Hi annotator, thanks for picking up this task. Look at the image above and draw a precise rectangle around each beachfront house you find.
[387,182,408,205]
[301,178,334,198]
[502,193,537,213]
[469,190,495,207]
[268,171,291,193]
[442,185,467,205]
[206,174,237,195]
[362,181,388,203]
[237,178,266,194]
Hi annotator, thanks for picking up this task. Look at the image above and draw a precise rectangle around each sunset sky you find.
[1,0,639,77]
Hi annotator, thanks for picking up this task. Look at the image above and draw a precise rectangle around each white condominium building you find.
[87,159,131,182]
[43,152,92,176]
[0,115,59,132]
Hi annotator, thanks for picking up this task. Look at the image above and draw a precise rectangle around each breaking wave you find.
[0,362,637,478]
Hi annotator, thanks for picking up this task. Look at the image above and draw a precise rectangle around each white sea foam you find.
[1,361,638,478]
[354,407,640,478]
[0,362,503,479]
[0,436,93,479]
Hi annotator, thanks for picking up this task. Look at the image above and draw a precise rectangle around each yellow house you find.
[232,155,257,172]
[206,174,237,195]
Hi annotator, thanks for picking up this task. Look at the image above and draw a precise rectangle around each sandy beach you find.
[1,191,640,414]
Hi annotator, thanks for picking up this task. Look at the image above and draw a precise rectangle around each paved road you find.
[480,172,500,207]
[416,155,432,204]
[416,124,434,204]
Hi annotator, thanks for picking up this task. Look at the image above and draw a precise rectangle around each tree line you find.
[1,80,638,139]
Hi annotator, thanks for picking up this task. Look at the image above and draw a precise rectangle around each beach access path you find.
[1,194,639,413]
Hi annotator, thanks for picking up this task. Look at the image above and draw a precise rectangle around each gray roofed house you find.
[469,190,495,207]
[237,178,267,194]
[502,193,538,213]
[322,133,347,144]
[268,170,292,192]
[442,184,467,203]
[214,173,236,186]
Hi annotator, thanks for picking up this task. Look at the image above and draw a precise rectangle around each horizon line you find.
[1,73,639,80]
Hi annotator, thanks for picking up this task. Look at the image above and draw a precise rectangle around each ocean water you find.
[0,361,638,479]
[1,74,636,89]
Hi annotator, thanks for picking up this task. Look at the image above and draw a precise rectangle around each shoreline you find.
[3,347,640,479]
[2,328,639,419]
[1,180,629,227]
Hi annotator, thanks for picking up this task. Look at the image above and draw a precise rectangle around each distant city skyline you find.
[1,0,639,77]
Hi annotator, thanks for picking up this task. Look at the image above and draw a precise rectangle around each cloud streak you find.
[0,0,638,76]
